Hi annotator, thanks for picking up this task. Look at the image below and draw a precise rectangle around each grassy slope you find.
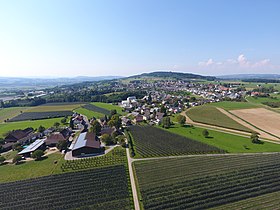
[164,124,280,153]
[75,107,104,119]
[91,102,126,115]
[246,96,280,104]
[0,118,63,137]
[0,107,31,123]
[207,101,259,110]
[25,104,84,112]
[187,106,252,132]
[0,152,65,183]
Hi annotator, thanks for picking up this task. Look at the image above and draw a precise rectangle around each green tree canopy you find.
[162,116,171,129]
[31,150,44,160]
[176,115,186,126]
[202,129,209,138]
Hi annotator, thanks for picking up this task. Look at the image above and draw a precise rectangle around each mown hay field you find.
[231,108,280,138]
[25,103,84,112]
[0,107,30,123]
[187,106,252,132]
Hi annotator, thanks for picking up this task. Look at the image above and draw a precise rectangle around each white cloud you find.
[198,54,273,70]
[199,58,214,66]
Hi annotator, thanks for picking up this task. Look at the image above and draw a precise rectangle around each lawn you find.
[1,150,18,160]
[207,101,259,110]
[74,107,104,119]
[92,102,126,115]
[166,124,280,153]
[0,118,63,137]
[0,107,31,123]
[0,152,65,183]
[25,103,84,112]
[187,105,252,132]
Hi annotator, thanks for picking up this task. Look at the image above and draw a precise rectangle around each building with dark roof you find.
[45,133,67,147]
[72,131,103,157]
[5,128,34,143]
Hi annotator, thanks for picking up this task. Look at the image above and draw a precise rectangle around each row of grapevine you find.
[61,146,126,171]
[129,125,224,158]
[134,153,280,210]
[0,165,132,210]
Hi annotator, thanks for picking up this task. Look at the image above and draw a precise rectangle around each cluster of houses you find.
[1,127,73,157]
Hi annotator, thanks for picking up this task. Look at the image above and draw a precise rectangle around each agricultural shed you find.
[72,131,103,157]
[18,139,46,157]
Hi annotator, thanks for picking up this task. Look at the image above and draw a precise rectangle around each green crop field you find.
[208,101,259,110]
[165,124,280,153]
[92,102,126,115]
[74,107,104,119]
[25,103,84,112]
[0,118,63,137]
[134,154,280,210]
[187,106,252,132]
[129,125,224,158]
[0,107,31,123]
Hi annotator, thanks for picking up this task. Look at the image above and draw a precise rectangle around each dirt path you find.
[126,147,140,210]
[216,107,279,141]
[182,110,279,142]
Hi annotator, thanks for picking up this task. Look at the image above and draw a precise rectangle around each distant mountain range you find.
[0,76,123,89]
[2,72,280,90]
[217,74,280,80]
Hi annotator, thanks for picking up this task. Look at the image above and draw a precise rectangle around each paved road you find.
[126,147,140,210]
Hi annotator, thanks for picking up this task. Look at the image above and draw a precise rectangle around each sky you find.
[0,0,280,77]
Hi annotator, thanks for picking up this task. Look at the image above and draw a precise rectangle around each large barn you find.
[72,132,103,157]
[18,139,46,157]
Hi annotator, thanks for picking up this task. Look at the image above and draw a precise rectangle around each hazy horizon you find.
[1,0,279,77]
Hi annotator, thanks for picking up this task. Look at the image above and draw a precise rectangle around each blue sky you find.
[0,0,279,77]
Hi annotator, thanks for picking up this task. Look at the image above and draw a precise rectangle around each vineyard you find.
[82,104,110,115]
[0,165,133,210]
[134,153,280,210]
[61,146,127,172]
[129,125,224,157]
[8,111,72,122]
